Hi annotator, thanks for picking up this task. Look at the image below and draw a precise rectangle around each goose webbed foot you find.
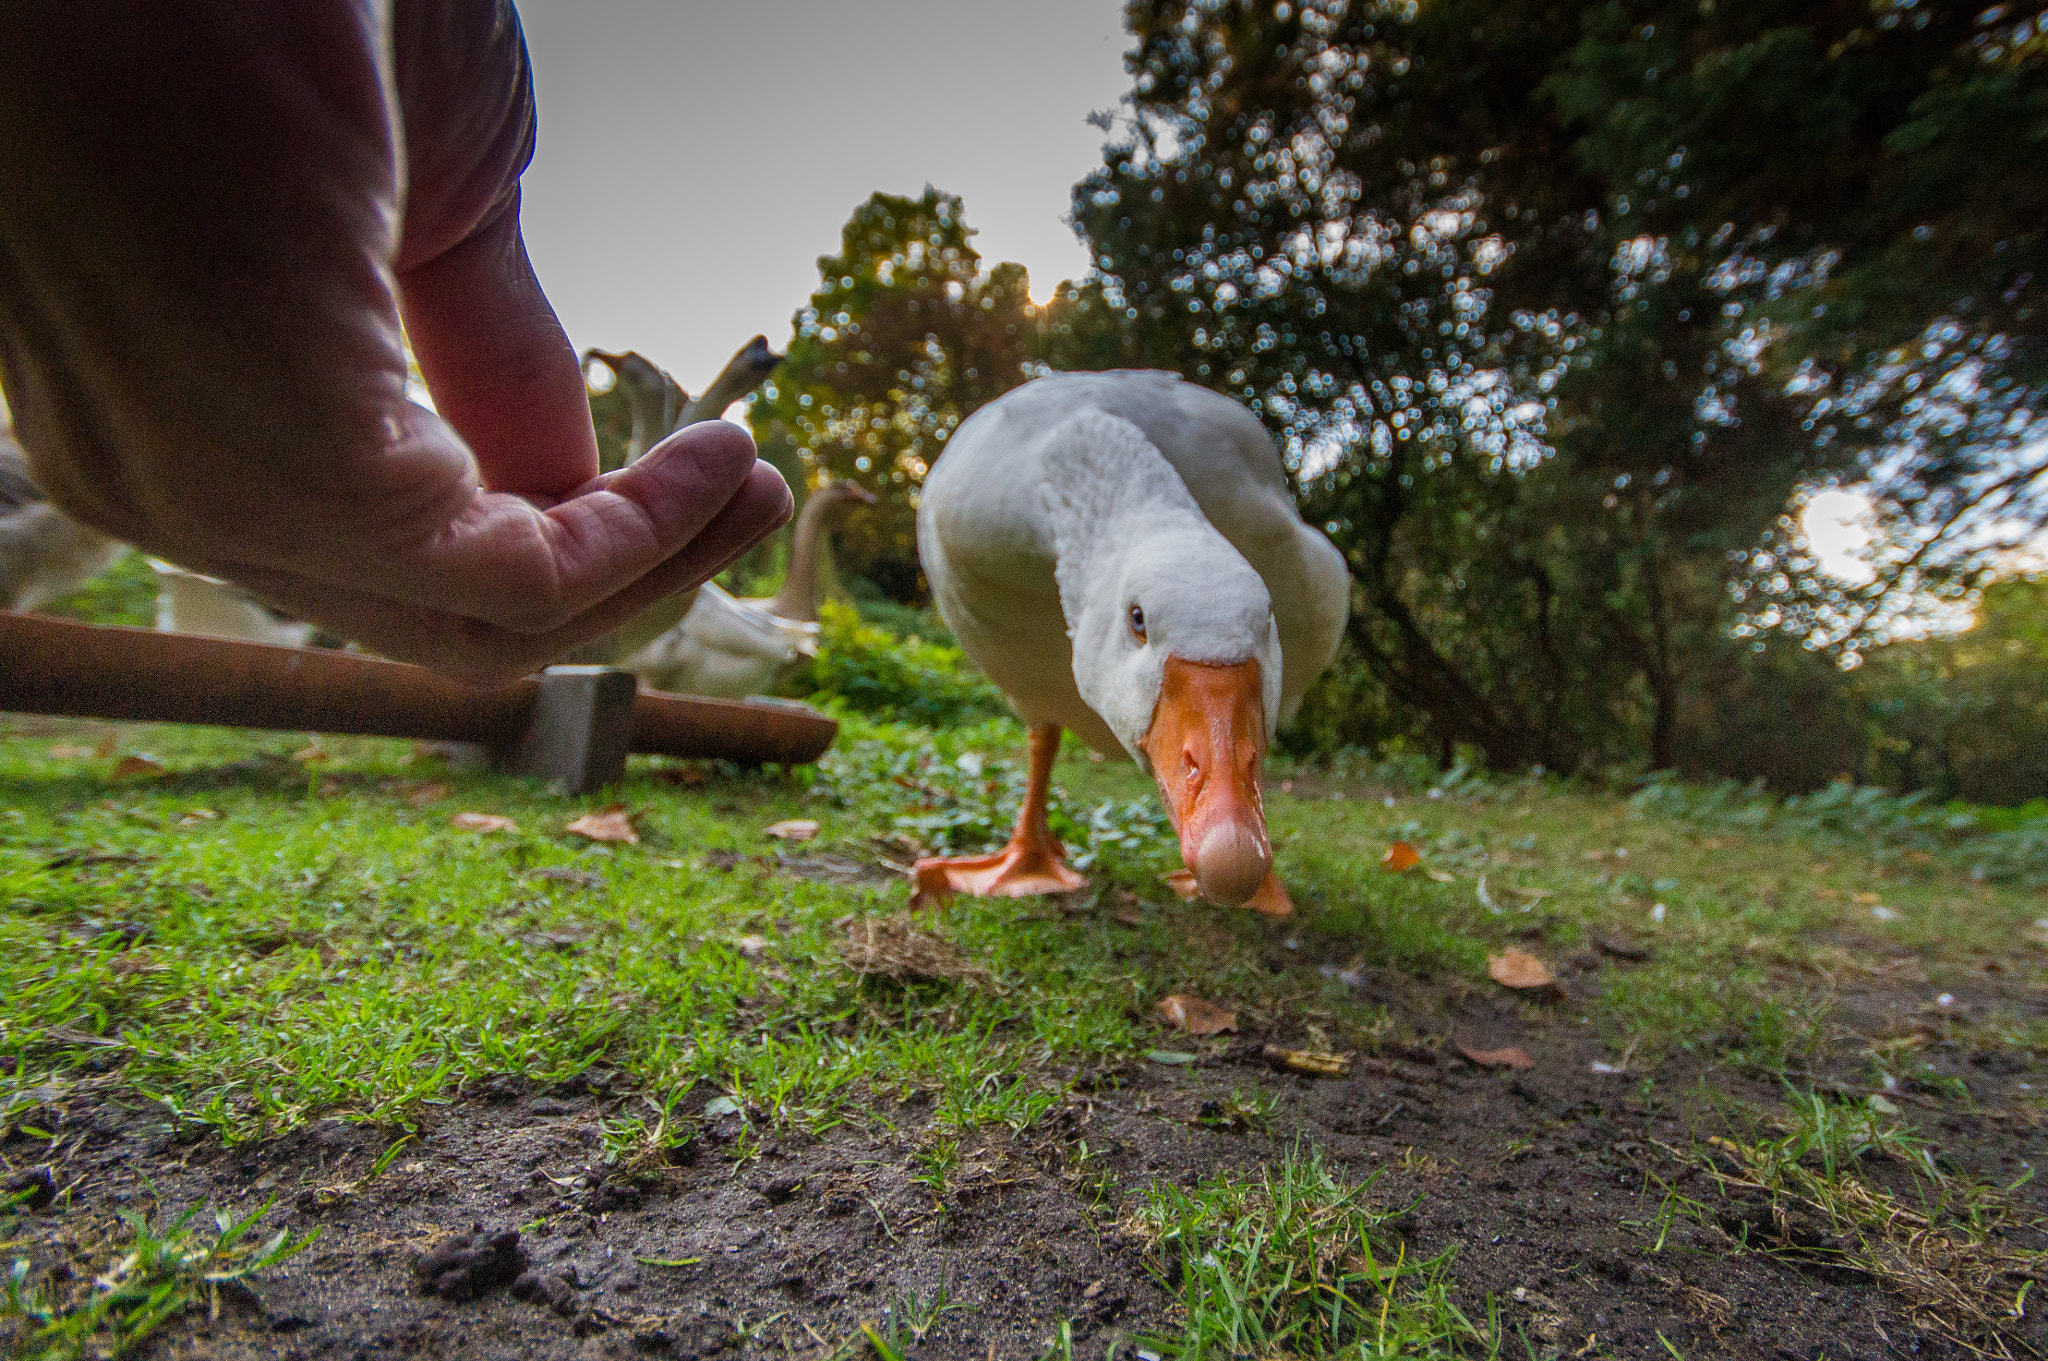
[910,837,1087,909]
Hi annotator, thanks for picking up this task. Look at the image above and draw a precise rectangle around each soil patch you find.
[9,1019,2044,1360]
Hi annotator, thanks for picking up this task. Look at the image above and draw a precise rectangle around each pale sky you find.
[514,0,1134,396]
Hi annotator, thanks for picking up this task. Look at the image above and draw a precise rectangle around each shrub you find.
[779,600,1010,727]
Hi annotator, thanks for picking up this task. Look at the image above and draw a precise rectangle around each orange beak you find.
[1140,657,1271,907]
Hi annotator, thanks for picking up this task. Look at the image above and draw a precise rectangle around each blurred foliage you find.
[1854,576,2048,804]
[1632,770,2048,888]
[778,600,1011,728]
[33,549,152,627]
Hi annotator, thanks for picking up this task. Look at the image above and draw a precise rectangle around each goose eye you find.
[1128,604,1147,641]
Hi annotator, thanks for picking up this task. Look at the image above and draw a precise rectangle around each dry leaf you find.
[452,811,519,834]
[1261,1045,1352,1077]
[112,755,165,778]
[1157,994,1237,1036]
[379,779,452,807]
[1853,891,1883,906]
[46,744,96,760]
[1487,947,1556,991]
[291,743,330,764]
[764,819,819,843]
[1381,841,1421,872]
[176,809,218,828]
[1457,1043,1535,1071]
[567,804,639,844]
[1424,868,1456,883]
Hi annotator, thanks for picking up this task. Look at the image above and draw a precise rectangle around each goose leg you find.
[1163,867,1295,918]
[910,724,1087,908]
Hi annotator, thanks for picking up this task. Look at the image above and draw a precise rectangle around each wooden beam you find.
[0,613,836,767]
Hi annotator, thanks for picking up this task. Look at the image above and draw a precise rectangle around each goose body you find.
[1,431,128,612]
[149,558,327,648]
[618,580,819,697]
[915,370,1348,911]
[614,478,872,698]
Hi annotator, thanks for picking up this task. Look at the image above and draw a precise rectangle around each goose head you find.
[1049,413,1284,907]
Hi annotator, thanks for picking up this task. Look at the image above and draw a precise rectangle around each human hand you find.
[0,0,789,686]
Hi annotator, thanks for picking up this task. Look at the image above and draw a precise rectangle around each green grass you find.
[1129,1147,1498,1358]
[1649,1087,2047,1353]
[4,712,2042,1141]
[1,1193,314,1359]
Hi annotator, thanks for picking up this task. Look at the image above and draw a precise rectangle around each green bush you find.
[779,600,1010,727]
[1852,577,2048,806]
[34,550,154,627]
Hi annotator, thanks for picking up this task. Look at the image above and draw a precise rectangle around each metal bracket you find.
[490,665,637,793]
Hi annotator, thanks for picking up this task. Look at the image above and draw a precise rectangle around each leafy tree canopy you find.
[1069,0,2045,771]
[751,188,1044,601]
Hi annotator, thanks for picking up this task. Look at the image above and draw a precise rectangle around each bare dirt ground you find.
[12,955,2044,1360]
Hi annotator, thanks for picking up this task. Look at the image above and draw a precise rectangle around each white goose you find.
[1,429,129,612]
[914,370,1349,916]
[616,477,875,698]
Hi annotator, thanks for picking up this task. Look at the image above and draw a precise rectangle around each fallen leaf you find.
[734,935,769,957]
[93,732,120,758]
[1458,1043,1535,1071]
[1157,994,1237,1035]
[291,743,329,764]
[46,744,95,760]
[702,1095,741,1118]
[1261,1045,1352,1077]
[525,866,604,890]
[452,811,519,834]
[1381,841,1421,872]
[567,805,639,844]
[112,755,165,779]
[1476,874,1499,912]
[1853,891,1883,906]
[176,809,218,828]
[1424,868,1456,883]
[386,780,451,807]
[764,818,819,843]
[1487,947,1557,991]
[1146,1049,1197,1066]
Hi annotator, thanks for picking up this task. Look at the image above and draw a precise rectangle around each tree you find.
[1856,575,2048,803]
[1071,0,2044,773]
[751,189,1044,602]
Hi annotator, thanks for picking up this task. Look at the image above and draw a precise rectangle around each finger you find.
[384,419,772,634]
[225,459,792,687]
[397,199,598,498]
